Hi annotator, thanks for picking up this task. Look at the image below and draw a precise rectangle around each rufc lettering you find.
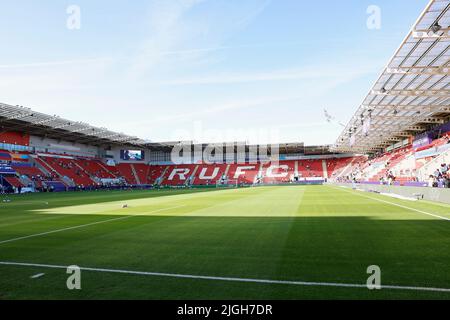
[167,165,289,181]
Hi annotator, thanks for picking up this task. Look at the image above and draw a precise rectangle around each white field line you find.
[0,205,185,245]
[0,201,50,206]
[333,186,450,221]
[1,261,450,293]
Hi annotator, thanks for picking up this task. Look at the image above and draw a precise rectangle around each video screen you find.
[120,150,144,161]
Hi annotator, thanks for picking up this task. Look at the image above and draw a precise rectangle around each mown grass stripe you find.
[0,205,184,245]
[1,261,450,293]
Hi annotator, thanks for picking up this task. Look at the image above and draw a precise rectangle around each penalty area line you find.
[0,205,185,245]
[0,261,450,293]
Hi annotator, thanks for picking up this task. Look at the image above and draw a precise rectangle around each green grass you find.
[0,185,449,300]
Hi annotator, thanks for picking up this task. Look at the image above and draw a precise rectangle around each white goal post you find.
[215,179,239,188]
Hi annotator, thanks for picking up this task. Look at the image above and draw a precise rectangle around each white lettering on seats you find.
[234,166,256,179]
[198,167,220,180]
[265,165,289,178]
[168,168,190,181]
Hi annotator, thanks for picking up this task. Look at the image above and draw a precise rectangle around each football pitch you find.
[0,185,449,300]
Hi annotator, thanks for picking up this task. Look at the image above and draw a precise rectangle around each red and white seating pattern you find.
[111,163,137,185]
[336,133,450,183]
[297,160,323,178]
[38,156,95,186]
[150,160,331,186]
[4,176,23,187]
[4,151,364,188]
[160,164,199,186]
[133,163,151,184]
[75,159,116,179]
[226,164,261,184]
[261,161,296,184]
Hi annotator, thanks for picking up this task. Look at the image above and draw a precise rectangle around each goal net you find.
[215,179,239,188]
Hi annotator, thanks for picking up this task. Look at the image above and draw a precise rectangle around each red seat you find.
[114,163,137,184]
[37,156,95,186]
[161,165,198,186]
[148,165,167,184]
[298,160,323,178]
[4,176,23,188]
[193,164,228,185]
[12,165,45,177]
[74,159,116,179]
[227,164,260,184]
[261,161,296,184]
[133,163,150,184]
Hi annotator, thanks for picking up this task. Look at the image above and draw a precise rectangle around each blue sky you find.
[0,0,429,145]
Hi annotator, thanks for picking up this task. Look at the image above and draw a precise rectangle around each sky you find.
[0,0,430,145]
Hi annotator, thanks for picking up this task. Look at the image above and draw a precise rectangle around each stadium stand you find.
[226,164,260,185]
[298,159,323,178]
[147,165,168,185]
[0,131,30,146]
[160,164,199,186]
[334,132,450,187]
[12,164,45,178]
[194,163,229,185]
[3,146,450,191]
[261,161,296,184]
[113,163,138,185]
[133,163,151,185]
[38,156,95,186]
[0,150,12,161]
[325,157,354,178]
[74,159,117,179]
[4,176,23,188]
[2,128,450,192]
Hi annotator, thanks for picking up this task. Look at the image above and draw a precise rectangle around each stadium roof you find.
[0,103,313,152]
[332,0,450,154]
[146,141,309,154]
[0,102,150,147]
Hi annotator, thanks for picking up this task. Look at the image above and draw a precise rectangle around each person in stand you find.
[440,163,448,175]
[444,173,450,188]
[428,175,436,188]
[351,177,357,189]
[434,168,441,179]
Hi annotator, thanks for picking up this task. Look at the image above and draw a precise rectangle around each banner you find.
[11,154,29,161]
[413,133,433,149]
[415,143,450,159]
[0,152,11,161]
[0,164,15,174]
[362,117,371,135]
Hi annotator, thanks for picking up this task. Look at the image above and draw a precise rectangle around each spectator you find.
[440,163,448,175]
[434,169,441,178]
[428,175,435,188]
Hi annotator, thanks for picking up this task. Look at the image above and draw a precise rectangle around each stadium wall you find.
[332,183,450,205]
